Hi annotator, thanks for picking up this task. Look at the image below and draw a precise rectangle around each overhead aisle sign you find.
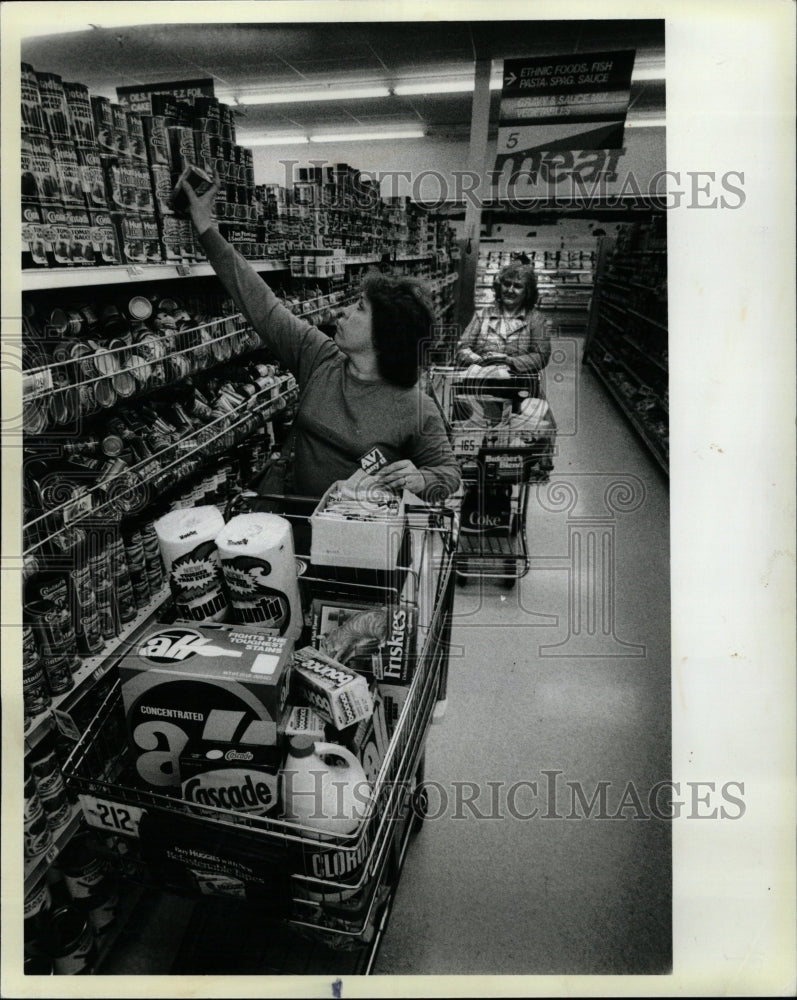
[495,50,636,171]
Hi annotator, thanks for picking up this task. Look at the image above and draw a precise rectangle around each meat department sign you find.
[493,50,641,199]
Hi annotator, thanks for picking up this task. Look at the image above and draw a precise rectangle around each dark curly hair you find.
[492,263,538,311]
[361,273,435,388]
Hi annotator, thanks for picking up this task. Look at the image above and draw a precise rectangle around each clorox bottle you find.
[281,736,371,835]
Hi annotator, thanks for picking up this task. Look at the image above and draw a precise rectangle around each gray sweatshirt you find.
[199,228,461,501]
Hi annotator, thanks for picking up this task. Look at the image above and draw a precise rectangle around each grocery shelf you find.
[24,583,170,752]
[586,357,668,475]
[24,802,83,890]
[621,335,668,374]
[21,252,442,292]
[21,259,290,292]
[627,307,667,332]
[23,372,295,549]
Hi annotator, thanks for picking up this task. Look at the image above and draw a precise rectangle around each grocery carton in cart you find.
[119,623,292,789]
[309,472,409,573]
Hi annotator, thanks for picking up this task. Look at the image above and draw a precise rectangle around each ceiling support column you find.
[455,57,493,331]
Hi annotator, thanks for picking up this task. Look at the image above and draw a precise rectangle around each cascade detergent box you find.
[119,623,293,789]
[179,738,280,817]
[292,647,373,730]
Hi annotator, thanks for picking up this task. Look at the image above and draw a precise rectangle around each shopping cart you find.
[61,495,456,974]
[427,365,557,589]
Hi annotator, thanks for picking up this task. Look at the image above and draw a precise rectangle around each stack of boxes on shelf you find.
[22,61,457,276]
[21,62,262,268]
[256,166,456,261]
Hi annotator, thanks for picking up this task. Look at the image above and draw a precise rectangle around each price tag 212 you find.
[79,794,144,838]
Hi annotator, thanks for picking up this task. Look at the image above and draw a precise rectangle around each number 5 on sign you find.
[79,794,144,838]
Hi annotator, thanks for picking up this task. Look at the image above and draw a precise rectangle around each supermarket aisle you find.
[374,334,671,975]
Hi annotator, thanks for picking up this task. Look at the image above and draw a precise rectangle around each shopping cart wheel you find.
[500,559,518,589]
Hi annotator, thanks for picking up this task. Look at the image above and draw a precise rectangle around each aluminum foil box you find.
[119,623,292,788]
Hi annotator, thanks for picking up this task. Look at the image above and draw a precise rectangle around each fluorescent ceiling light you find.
[309,129,425,143]
[228,61,664,107]
[626,117,666,128]
[394,80,475,96]
[240,134,310,146]
[395,65,663,99]
[237,85,390,106]
[632,66,666,82]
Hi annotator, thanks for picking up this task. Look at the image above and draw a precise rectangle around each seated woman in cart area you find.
[178,170,460,504]
[456,260,552,380]
[453,259,557,479]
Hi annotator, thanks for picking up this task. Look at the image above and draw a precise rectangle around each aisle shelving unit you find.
[20,234,457,927]
[582,219,668,474]
[21,259,291,292]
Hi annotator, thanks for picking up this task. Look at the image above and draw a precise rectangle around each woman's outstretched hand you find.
[177,166,220,236]
[375,459,425,496]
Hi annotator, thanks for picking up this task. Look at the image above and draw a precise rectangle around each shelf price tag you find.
[44,842,60,867]
[127,265,144,278]
[63,492,92,525]
[23,369,53,398]
[453,434,481,456]
[79,794,144,839]
[176,263,192,276]
[53,709,82,742]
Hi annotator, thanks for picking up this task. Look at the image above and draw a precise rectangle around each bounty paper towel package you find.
[215,513,301,639]
[154,506,228,622]
[119,623,292,788]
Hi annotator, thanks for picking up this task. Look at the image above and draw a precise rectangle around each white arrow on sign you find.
[504,71,517,88]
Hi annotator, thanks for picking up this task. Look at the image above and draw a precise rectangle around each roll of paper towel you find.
[154,506,228,622]
[215,513,301,639]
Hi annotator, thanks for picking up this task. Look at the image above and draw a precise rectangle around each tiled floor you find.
[373,336,671,974]
[101,335,671,976]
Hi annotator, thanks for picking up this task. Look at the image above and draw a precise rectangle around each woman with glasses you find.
[455,262,552,375]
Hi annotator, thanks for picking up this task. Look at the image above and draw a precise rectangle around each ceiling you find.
[21,20,665,142]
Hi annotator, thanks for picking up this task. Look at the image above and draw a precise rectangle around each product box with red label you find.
[118,623,293,788]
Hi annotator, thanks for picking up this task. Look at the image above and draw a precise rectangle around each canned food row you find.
[25,827,123,975]
[24,302,260,433]
[22,515,167,721]
[23,369,286,563]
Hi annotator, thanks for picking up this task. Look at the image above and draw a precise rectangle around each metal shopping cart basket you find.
[426,365,557,589]
[61,495,456,974]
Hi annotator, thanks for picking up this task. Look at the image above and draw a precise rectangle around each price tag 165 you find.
[454,435,480,455]
[79,794,143,838]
